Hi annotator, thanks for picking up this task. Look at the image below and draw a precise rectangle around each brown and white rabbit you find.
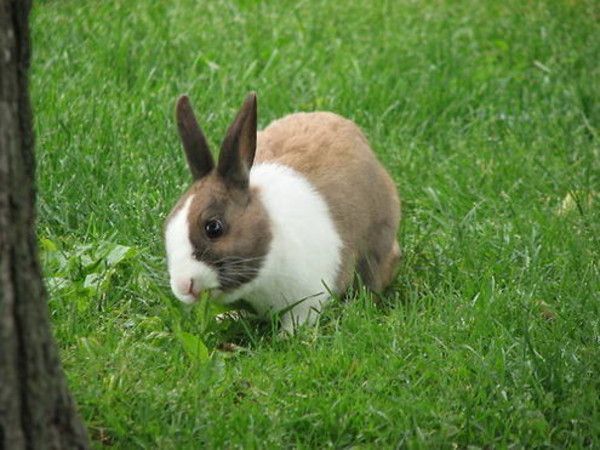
[165,93,400,333]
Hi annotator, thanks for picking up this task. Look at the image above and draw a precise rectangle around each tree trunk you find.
[0,1,89,448]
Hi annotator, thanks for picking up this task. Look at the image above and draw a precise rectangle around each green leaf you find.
[176,331,209,363]
[105,244,136,267]
[84,272,103,289]
[47,276,70,291]
[40,237,58,252]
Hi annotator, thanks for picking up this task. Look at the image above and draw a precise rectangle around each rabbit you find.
[165,93,400,333]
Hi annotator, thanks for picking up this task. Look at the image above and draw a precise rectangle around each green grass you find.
[31,0,599,447]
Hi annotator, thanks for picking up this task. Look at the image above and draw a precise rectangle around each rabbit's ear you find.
[217,92,257,189]
[176,95,214,180]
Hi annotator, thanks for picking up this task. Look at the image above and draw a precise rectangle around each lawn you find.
[31,0,599,448]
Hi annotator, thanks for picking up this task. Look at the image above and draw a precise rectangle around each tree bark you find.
[0,1,89,448]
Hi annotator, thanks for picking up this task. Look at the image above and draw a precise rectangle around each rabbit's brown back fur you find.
[255,112,401,292]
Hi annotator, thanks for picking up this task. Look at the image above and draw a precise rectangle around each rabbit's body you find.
[257,112,401,292]
[165,95,400,333]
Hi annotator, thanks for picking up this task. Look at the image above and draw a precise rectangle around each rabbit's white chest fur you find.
[224,162,343,329]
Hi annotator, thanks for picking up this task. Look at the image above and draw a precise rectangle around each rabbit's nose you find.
[187,279,201,298]
[174,278,198,297]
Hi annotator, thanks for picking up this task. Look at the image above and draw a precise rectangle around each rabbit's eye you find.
[204,219,224,239]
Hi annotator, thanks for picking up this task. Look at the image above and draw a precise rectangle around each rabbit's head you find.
[165,94,271,303]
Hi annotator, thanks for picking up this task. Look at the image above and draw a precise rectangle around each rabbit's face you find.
[165,174,271,304]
